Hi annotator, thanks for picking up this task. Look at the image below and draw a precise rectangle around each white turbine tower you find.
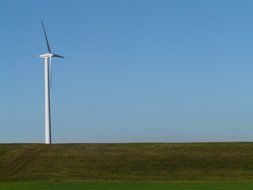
[39,19,64,144]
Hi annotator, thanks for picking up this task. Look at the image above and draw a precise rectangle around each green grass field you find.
[1,143,253,189]
[1,181,253,190]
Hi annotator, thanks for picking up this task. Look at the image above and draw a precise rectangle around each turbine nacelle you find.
[39,53,64,59]
[39,53,53,59]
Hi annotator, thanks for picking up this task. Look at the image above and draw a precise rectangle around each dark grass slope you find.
[1,143,253,182]
[2,182,253,190]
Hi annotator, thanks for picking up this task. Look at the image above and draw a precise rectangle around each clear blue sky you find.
[1,0,253,143]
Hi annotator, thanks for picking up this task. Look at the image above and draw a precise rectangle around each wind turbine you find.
[39,19,64,144]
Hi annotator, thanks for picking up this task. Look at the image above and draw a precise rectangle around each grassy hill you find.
[1,143,253,182]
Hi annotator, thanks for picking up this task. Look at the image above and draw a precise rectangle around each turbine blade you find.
[53,54,64,58]
[41,19,51,53]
